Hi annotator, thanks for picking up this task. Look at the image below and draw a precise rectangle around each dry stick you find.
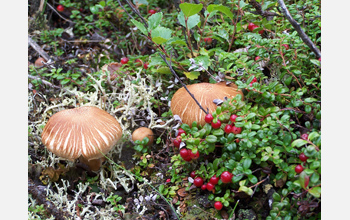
[28,36,52,61]
[117,0,148,27]
[46,3,75,24]
[159,53,209,115]
[277,0,321,58]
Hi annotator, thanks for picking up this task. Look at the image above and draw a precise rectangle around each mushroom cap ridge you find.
[170,82,244,127]
[41,106,122,161]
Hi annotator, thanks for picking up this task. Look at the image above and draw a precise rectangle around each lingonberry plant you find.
[28,0,321,219]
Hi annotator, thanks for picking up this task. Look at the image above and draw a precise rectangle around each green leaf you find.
[155,66,171,74]
[308,132,320,141]
[168,37,187,46]
[212,129,224,136]
[308,186,321,198]
[239,185,253,196]
[206,135,217,144]
[272,192,281,202]
[214,28,229,42]
[242,158,252,170]
[151,26,172,44]
[248,174,258,184]
[60,78,71,85]
[299,171,310,190]
[179,3,203,17]
[304,98,318,103]
[148,12,163,31]
[245,113,256,120]
[177,11,200,29]
[291,139,308,148]
[183,71,200,80]
[131,19,148,35]
[207,4,233,20]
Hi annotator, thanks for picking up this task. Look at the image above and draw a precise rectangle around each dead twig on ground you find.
[28,36,52,62]
[277,0,321,58]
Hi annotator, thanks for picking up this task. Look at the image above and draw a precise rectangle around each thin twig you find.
[28,36,52,61]
[46,3,75,24]
[159,53,209,115]
[277,0,321,58]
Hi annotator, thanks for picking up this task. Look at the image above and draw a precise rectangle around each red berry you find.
[177,128,186,137]
[148,9,156,15]
[299,153,308,162]
[205,114,214,123]
[221,171,233,183]
[282,44,289,50]
[189,149,200,160]
[255,56,260,61]
[135,59,142,67]
[193,177,204,187]
[206,182,215,191]
[235,138,240,143]
[295,164,304,174]
[318,57,321,62]
[190,171,197,179]
[252,77,257,83]
[143,62,148,69]
[214,201,223,210]
[248,23,257,32]
[173,136,181,148]
[231,126,242,134]
[204,38,213,44]
[209,175,219,185]
[301,133,308,140]
[230,114,238,123]
[180,148,189,159]
[224,124,232,134]
[201,184,207,190]
[56,5,64,12]
[166,179,171,182]
[121,57,129,64]
[183,156,192,162]
[211,120,222,129]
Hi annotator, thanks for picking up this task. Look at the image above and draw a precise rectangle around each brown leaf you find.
[177,187,189,197]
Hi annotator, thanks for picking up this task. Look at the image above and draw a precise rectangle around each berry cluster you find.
[189,170,233,210]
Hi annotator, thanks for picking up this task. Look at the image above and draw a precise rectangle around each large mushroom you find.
[171,82,244,127]
[41,106,122,171]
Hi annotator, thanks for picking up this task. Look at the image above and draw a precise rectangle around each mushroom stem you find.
[79,156,104,172]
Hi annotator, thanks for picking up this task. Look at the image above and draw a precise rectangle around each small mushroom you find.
[41,106,122,171]
[34,57,47,68]
[132,127,154,146]
[171,82,244,127]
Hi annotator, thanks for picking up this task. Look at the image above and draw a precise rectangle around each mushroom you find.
[41,106,122,171]
[170,82,244,127]
[132,127,154,146]
[34,57,47,68]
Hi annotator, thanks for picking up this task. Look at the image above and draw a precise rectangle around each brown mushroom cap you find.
[34,57,47,68]
[170,82,244,127]
[41,106,122,170]
[132,127,154,146]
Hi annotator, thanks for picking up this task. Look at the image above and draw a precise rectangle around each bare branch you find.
[28,36,52,61]
[277,0,321,58]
